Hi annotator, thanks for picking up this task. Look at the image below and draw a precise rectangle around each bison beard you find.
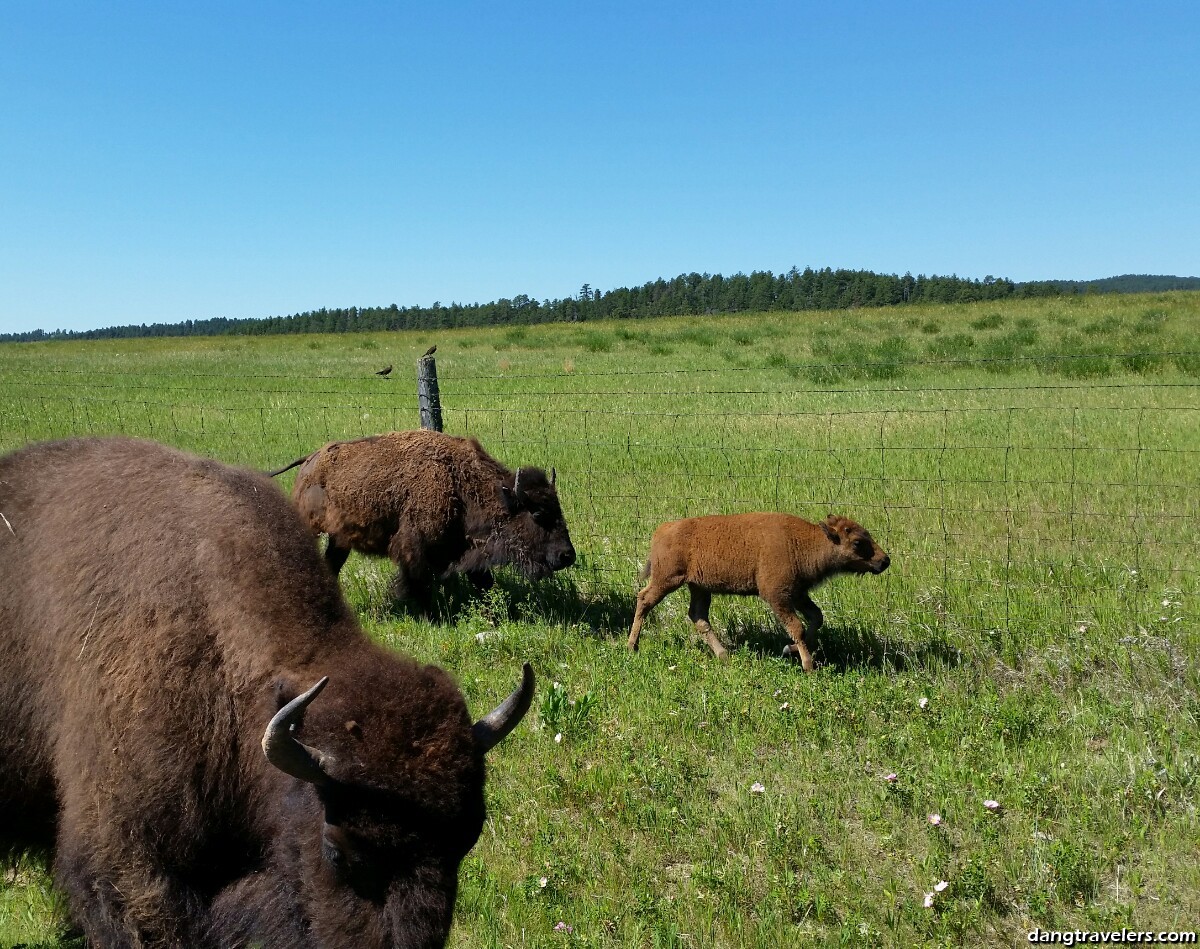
[278,430,576,614]
[0,437,533,948]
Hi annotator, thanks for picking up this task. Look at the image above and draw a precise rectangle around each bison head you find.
[233,662,534,949]
[820,514,891,575]
[497,466,576,577]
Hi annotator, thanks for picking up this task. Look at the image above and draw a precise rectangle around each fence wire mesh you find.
[1,352,1196,650]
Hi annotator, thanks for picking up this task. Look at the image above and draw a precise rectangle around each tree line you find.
[4,269,1196,343]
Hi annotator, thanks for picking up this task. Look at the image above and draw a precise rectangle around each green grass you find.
[1,293,1198,947]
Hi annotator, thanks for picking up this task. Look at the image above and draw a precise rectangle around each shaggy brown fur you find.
[0,437,532,948]
[274,430,575,613]
[626,513,890,668]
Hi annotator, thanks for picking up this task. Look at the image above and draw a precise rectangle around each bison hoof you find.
[781,645,816,671]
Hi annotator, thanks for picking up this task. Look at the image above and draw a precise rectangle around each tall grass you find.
[1,292,1198,947]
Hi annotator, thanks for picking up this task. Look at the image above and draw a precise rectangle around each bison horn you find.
[550,467,556,487]
[473,663,535,753]
[513,467,526,498]
[262,676,334,786]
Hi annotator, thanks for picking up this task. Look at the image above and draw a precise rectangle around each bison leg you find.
[52,843,130,948]
[386,532,439,616]
[389,564,435,616]
[687,585,729,661]
[54,819,216,947]
[467,569,495,592]
[627,575,683,651]
[794,591,824,637]
[211,871,310,948]
[764,595,816,671]
[323,538,351,576]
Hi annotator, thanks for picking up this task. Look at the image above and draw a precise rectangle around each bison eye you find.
[322,826,352,868]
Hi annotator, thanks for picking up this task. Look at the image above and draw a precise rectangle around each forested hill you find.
[3,268,1196,342]
[1046,274,1200,294]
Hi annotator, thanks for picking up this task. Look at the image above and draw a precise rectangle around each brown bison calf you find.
[627,513,890,668]
[271,430,575,613]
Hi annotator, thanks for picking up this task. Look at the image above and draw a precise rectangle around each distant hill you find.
[2,270,1197,343]
[1034,274,1200,294]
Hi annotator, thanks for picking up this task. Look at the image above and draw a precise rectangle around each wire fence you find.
[1,351,1197,649]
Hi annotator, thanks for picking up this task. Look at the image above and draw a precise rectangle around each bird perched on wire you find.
[375,364,393,377]
[421,345,437,358]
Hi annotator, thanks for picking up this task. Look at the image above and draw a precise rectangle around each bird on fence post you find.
[422,345,437,358]
[375,364,393,377]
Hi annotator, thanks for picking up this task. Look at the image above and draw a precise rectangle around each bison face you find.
[312,788,479,948]
[253,664,535,949]
[498,467,576,576]
[820,515,891,575]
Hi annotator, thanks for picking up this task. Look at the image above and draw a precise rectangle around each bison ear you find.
[499,483,520,513]
[273,677,300,710]
[821,519,840,544]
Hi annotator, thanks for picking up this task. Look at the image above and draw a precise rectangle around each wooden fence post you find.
[416,352,443,432]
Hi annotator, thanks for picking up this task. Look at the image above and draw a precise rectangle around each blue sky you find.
[2,1,1197,335]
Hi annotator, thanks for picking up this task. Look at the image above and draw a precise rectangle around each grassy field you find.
[1,292,1198,946]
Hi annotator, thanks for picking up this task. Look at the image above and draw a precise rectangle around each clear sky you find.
[2,1,1197,335]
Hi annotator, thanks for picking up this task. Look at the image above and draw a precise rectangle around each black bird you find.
[375,364,393,377]
[421,345,437,358]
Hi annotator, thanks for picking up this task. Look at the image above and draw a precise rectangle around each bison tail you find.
[638,557,652,582]
[267,454,310,478]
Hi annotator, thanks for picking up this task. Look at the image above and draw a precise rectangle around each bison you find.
[626,512,890,668]
[270,430,576,613]
[0,436,533,948]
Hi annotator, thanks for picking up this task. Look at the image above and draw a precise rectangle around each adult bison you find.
[270,430,576,613]
[0,437,533,948]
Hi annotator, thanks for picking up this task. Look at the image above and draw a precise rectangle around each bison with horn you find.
[269,430,576,615]
[0,437,533,948]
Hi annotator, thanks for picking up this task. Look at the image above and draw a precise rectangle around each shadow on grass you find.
[413,571,637,636]
[732,618,963,672]
[382,572,965,673]
[9,934,85,949]
[407,573,967,673]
